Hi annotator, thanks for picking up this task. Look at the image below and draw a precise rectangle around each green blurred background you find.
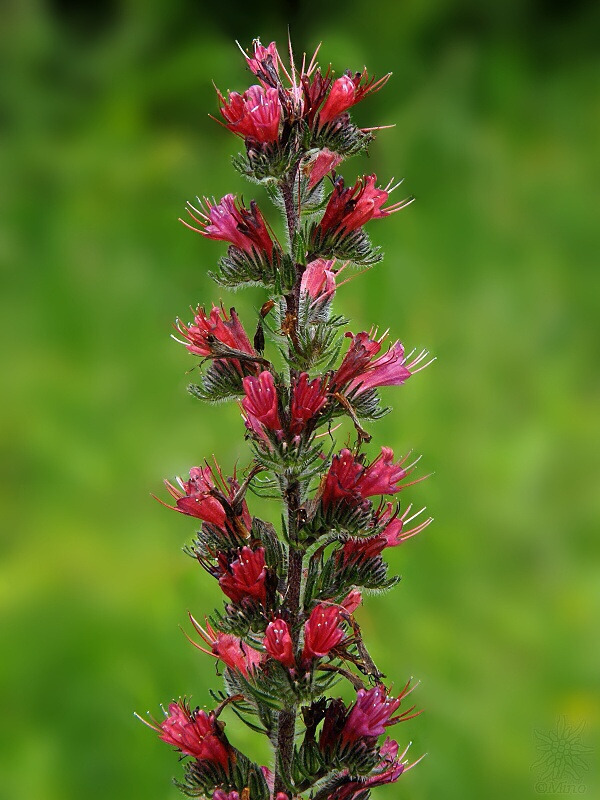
[2,1,599,798]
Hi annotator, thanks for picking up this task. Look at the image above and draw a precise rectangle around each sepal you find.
[210,688,275,737]
[232,126,304,183]
[304,544,399,606]
[308,117,374,158]
[228,659,298,711]
[252,517,286,576]
[209,246,281,290]
[247,435,330,494]
[188,362,245,403]
[288,311,347,372]
[211,604,266,638]
[302,499,375,543]
[292,738,326,786]
[309,223,383,266]
[346,388,390,421]
[221,672,276,736]
[186,520,249,562]
[177,747,270,799]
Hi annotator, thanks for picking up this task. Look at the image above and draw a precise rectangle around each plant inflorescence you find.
[138,37,433,800]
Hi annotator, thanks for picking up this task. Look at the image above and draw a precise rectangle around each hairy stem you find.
[273,168,304,798]
[280,169,299,246]
[274,498,304,795]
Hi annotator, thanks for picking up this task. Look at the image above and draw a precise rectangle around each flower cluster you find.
[140,38,432,800]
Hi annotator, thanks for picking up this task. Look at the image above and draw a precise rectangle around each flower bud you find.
[264,619,295,668]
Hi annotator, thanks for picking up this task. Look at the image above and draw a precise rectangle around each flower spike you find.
[144,37,432,800]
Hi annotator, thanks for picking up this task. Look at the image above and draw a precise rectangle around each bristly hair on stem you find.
[138,36,434,800]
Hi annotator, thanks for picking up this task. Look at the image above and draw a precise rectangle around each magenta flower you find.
[242,371,282,432]
[321,448,366,509]
[301,67,334,128]
[174,304,255,360]
[181,194,275,256]
[325,762,405,800]
[190,616,264,677]
[241,404,273,447]
[341,685,403,743]
[214,793,288,800]
[347,342,432,396]
[318,69,391,127]
[264,619,295,668]
[289,372,328,435]
[357,447,413,497]
[341,589,363,613]
[378,502,433,546]
[218,547,268,606]
[150,700,231,767]
[306,148,343,189]
[217,84,281,143]
[300,258,337,304]
[160,467,227,526]
[331,332,382,389]
[327,736,425,800]
[340,535,387,565]
[316,175,412,239]
[244,40,281,84]
[302,604,346,663]
[322,447,417,511]
[158,463,252,532]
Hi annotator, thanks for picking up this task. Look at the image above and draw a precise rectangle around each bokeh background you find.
[2,1,599,799]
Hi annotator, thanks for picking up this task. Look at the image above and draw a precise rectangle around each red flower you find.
[158,463,252,531]
[218,547,267,606]
[357,447,413,497]
[318,69,391,127]
[317,175,413,238]
[325,760,406,800]
[181,194,274,256]
[341,685,403,743]
[302,67,334,128]
[244,40,281,85]
[347,342,432,396]
[300,259,337,304]
[341,589,363,613]
[174,304,255,359]
[160,467,227,526]
[289,372,328,435]
[241,405,273,447]
[321,448,366,509]
[378,502,433,547]
[217,84,281,143]
[189,617,264,677]
[322,448,417,510]
[341,682,420,747]
[151,700,231,767]
[302,604,345,663]
[332,332,382,389]
[340,536,387,565]
[305,148,343,189]
[212,792,241,800]
[264,619,295,668]
[242,371,282,432]
[213,792,281,800]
